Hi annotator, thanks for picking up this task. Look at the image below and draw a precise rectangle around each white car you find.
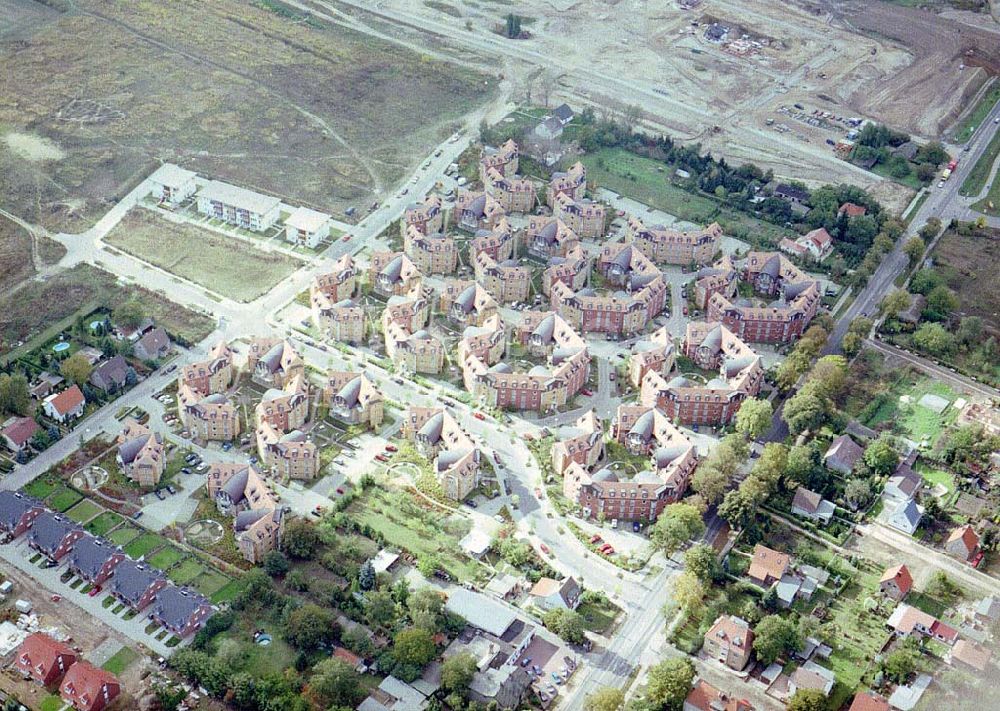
[937,181,945,188]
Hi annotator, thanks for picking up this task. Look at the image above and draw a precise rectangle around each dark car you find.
[465,499,478,509]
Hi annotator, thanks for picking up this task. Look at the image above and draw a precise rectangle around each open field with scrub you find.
[0,0,495,231]
[104,209,303,302]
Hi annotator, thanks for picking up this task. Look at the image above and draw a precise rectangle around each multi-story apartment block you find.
[402,194,445,237]
[703,616,755,671]
[550,244,667,336]
[247,339,305,389]
[542,243,591,296]
[625,216,721,266]
[473,249,531,305]
[323,371,384,429]
[640,322,763,426]
[369,251,423,297]
[255,375,309,433]
[457,314,507,375]
[313,297,364,343]
[707,252,821,343]
[551,192,605,240]
[403,224,458,275]
[628,326,676,387]
[206,463,284,564]
[256,420,319,480]
[526,217,580,260]
[402,407,481,501]
[564,406,697,522]
[546,162,587,206]
[470,218,516,263]
[284,206,331,249]
[439,280,500,327]
[311,254,357,306]
[177,384,242,442]
[551,410,604,475]
[693,256,738,310]
[454,190,506,232]
[383,321,445,374]
[178,341,233,396]
[383,285,432,332]
[479,139,520,180]
[148,163,197,207]
[483,167,536,214]
[196,180,280,232]
[116,418,165,488]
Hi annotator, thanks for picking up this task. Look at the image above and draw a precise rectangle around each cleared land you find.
[0,213,66,294]
[0,0,494,231]
[930,225,1000,333]
[104,210,302,302]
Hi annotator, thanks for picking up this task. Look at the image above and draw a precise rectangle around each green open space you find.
[166,557,204,585]
[915,461,955,494]
[148,546,186,570]
[210,579,244,604]
[124,533,167,560]
[23,477,60,500]
[580,148,796,247]
[39,695,64,711]
[46,486,83,513]
[960,128,1000,197]
[952,81,1000,143]
[101,646,140,675]
[64,498,103,524]
[85,511,124,537]
[193,569,234,598]
[104,210,304,303]
[107,525,142,546]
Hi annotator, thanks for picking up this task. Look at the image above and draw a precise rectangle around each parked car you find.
[539,543,550,555]
[384,444,398,452]
[374,454,389,463]
[88,585,102,597]
[166,485,177,495]
[465,499,478,509]
[520,657,532,668]
[180,467,191,475]
[154,490,166,501]
[589,534,602,544]
[580,388,593,396]
[473,412,486,421]
[336,487,345,495]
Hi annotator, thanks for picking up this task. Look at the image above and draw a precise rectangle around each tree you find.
[585,687,625,711]
[0,374,30,416]
[787,688,827,711]
[745,443,787,497]
[650,502,705,556]
[262,551,289,577]
[691,463,728,505]
[753,615,802,665]
[407,588,445,633]
[916,141,948,166]
[842,331,863,357]
[882,639,920,683]
[281,519,320,559]
[956,316,983,347]
[343,626,376,658]
[845,478,874,510]
[912,323,956,355]
[925,284,959,318]
[808,355,847,400]
[645,657,695,710]
[684,544,718,583]
[392,626,437,667]
[113,300,145,330]
[785,444,817,486]
[543,608,586,644]
[718,489,756,529]
[783,382,828,435]
[918,217,942,242]
[364,589,398,630]
[358,560,376,591]
[673,571,705,613]
[904,235,925,264]
[308,657,363,709]
[734,397,773,441]
[915,162,937,182]
[881,289,911,320]
[60,352,93,386]
[441,652,477,693]
[284,603,339,651]
[863,434,899,476]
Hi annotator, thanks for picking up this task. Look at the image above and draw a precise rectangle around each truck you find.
[941,168,952,181]
[947,158,958,171]
[15,599,32,614]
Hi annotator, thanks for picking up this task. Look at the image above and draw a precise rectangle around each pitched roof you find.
[136,327,169,357]
[90,355,130,388]
[684,679,754,711]
[67,535,122,580]
[951,639,991,671]
[879,564,913,595]
[748,544,790,582]
[110,560,165,605]
[1,417,40,448]
[792,487,823,514]
[0,491,42,531]
[946,524,979,555]
[45,385,85,416]
[149,585,213,631]
[16,632,77,675]
[28,512,82,555]
[887,603,935,635]
[848,691,890,711]
[824,434,864,470]
[60,661,119,708]
[707,615,754,649]
[791,660,835,695]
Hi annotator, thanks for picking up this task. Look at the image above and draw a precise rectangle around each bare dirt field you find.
[0,0,496,231]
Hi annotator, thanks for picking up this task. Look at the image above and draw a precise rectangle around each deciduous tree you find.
[734,397,773,440]
[645,657,694,710]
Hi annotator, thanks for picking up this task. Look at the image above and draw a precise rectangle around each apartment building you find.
[116,418,165,488]
[454,190,506,232]
[456,314,507,374]
[255,375,309,432]
[707,252,821,343]
[323,371,384,429]
[311,254,357,307]
[196,180,280,232]
[403,194,445,236]
[177,384,242,442]
[206,462,284,564]
[625,216,721,266]
[369,251,423,297]
[550,410,604,475]
[178,341,233,396]
[479,139,520,179]
[148,163,197,206]
[403,224,458,275]
[473,249,531,305]
[526,217,580,259]
[703,616,755,671]
[284,206,331,248]
[693,255,738,310]
[546,162,587,205]
[628,326,676,387]
[402,407,481,501]
[640,322,763,426]
[542,243,591,296]
[255,420,319,480]
[483,167,536,214]
[470,217,516,263]
[383,321,445,374]
[247,338,305,388]
[439,280,500,327]
[312,258,363,341]
[551,192,605,239]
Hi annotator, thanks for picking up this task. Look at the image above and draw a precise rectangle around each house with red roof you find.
[839,202,867,217]
[848,691,889,711]
[59,661,120,711]
[684,679,755,711]
[748,544,790,588]
[42,385,85,423]
[1,417,40,453]
[879,564,913,602]
[13,633,78,686]
[944,524,980,562]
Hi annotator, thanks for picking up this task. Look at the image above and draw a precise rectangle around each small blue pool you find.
[52,342,70,354]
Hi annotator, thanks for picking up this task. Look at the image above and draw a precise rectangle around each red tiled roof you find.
[15,633,77,680]
[839,202,867,217]
[60,661,120,711]
[47,385,85,416]
[2,417,39,447]
[685,679,755,711]
[880,564,913,595]
[749,544,790,582]
[848,691,890,711]
[951,639,991,671]
[947,525,979,557]
[929,619,957,642]
[333,647,362,666]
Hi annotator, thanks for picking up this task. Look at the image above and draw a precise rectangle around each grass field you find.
[101,646,140,675]
[580,148,796,246]
[23,477,60,500]
[46,487,83,513]
[210,579,243,604]
[930,226,1000,333]
[916,462,955,494]
[148,546,186,570]
[107,525,141,547]
[959,128,1000,197]
[105,210,303,302]
[0,0,493,232]
[85,511,124,537]
[64,499,102,524]
[951,80,1000,143]
[124,533,165,559]
[166,557,204,585]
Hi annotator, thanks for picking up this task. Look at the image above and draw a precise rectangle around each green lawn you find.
[64,498,103,524]
[23,477,60,500]
[915,462,955,494]
[101,646,140,675]
[960,128,1000,197]
[39,695,64,711]
[579,148,796,246]
[104,209,304,303]
[85,511,125,537]
[108,525,142,546]
[193,569,232,597]
[578,598,620,635]
[971,173,1000,217]
[166,557,204,585]
[46,486,83,513]
[124,533,167,560]
[148,546,186,570]
[210,579,244,604]
[952,81,1000,143]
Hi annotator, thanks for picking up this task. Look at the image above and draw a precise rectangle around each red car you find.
[336,487,345,495]
[87,586,102,597]
[682,305,689,316]
[343,234,351,242]
[600,544,616,555]
[385,444,398,452]
[589,534,603,544]
[473,412,486,421]
[580,388,593,396]
[375,454,389,463]
[539,543,551,555]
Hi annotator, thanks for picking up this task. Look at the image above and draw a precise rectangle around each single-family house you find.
[824,434,864,474]
[949,639,991,672]
[0,491,44,537]
[747,545,790,588]
[133,327,170,362]
[358,675,429,711]
[684,680,755,711]
[59,661,120,711]
[1,417,40,454]
[116,418,165,488]
[43,386,85,423]
[65,535,125,587]
[974,595,1000,623]
[887,604,957,645]
[790,487,836,525]
[27,512,85,562]
[887,673,931,711]
[527,576,580,611]
[886,498,922,535]
[879,564,913,602]
[30,372,64,400]
[848,691,889,711]
[944,524,980,562]
[13,632,78,686]
[703,615,754,671]
[788,661,835,697]
[88,356,130,393]
[148,586,215,638]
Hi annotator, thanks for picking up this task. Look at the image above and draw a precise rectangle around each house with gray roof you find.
[27,512,84,562]
[886,498,923,536]
[791,487,836,525]
[133,327,170,361]
[148,586,215,638]
[0,491,44,538]
[66,535,125,586]
[109,560,167,611]
[89,355,130,393]
[824,434,864,474]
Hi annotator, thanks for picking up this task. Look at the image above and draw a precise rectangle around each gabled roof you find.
[0,491,42,531]
[685,679,754,711]
[946,524,979,555]
[149,585,213,631]
[28,512,81,555]
[60,661,119,708]
[45,385,85,416]
[824,434,864,470]
[951,639,991,671]
[67,535,122,579]
[110,560,165,605]
[748,544,790,582]
[880,564,913,595]
[848,691,889,711]
[792,487,824,514]
[2,417,40,448]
